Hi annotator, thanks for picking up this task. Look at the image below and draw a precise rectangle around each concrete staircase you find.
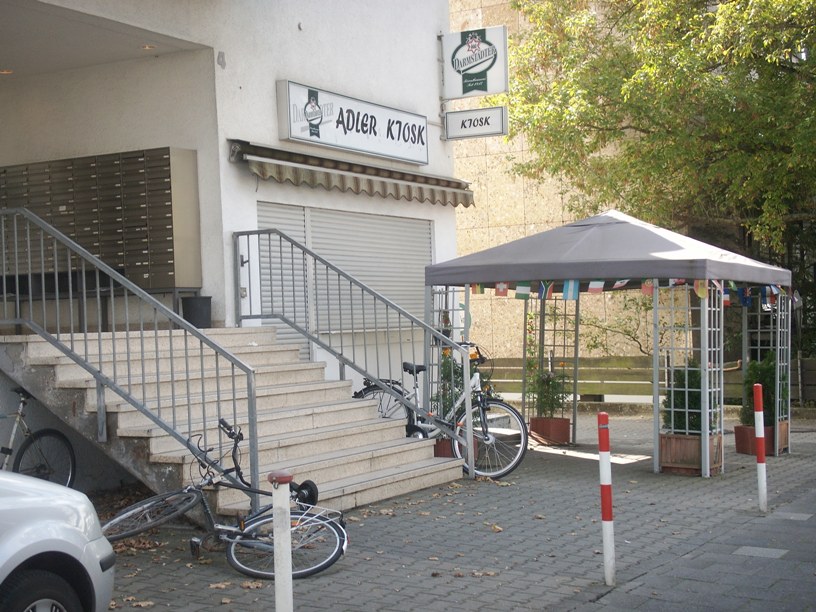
[3,327,463,514]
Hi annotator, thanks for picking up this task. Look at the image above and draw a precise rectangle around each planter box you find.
[434,436,478,458]
[659,432,723,476]
[734,421,790,455]
[434,438,455,457]
[529,417,571,444]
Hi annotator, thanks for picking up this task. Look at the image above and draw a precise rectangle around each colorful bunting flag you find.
[612,279,630,290]
[515,282,531,300]
[723,288,731,306]
[562,279,579,301]
[471,283,484,295]
[641,279,654,296]
[694,280,708,299]
[539,280,554,300]
[495,282,509,297]
[588,280,604,294]
[669,278,686,287]
[738,287,752,306]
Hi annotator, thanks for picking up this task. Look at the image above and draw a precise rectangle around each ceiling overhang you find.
[228,140,473,208]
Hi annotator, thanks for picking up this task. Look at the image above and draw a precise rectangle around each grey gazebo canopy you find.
[426,210,793,477]
[425,210,791,288]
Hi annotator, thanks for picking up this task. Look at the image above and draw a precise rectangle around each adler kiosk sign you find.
[441,26,508,100]
[277,80,429,165]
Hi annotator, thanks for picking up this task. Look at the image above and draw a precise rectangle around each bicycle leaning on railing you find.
[102,419,347,579]
[0,387,76,487]
[354,343,528,479]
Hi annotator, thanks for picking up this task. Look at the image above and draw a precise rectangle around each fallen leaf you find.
[209,582,232,590]
[241,581,264,590]
[491,524,503,533]
[131,602,154,609]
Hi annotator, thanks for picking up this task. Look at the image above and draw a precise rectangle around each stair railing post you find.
[246,370,260,512]
[96,381,107,442]
[462,347,475,478]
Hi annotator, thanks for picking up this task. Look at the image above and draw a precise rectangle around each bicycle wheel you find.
[358,385,409,420]
[13,428,76,488]
[227,511,347,579]
[102,489,202,542]
[452,400,528,479]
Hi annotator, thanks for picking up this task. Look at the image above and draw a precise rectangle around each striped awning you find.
[228,140,473,208]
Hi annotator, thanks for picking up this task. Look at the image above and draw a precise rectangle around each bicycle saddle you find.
[402,362,426,375]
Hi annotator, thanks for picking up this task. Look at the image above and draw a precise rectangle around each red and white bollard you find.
[597,412,616,586]
[753,384,768,512]
[268,471,294,612]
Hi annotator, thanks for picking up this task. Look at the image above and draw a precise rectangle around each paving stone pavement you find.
[105,414,816,611]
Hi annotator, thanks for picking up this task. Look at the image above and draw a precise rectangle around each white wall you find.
[1,0,459,325]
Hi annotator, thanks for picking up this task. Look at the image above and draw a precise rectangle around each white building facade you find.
[0,0,471,329]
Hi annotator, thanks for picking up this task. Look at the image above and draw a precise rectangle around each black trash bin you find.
[181,296,212,328]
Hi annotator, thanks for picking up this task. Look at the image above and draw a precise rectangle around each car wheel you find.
[0,569,83,612]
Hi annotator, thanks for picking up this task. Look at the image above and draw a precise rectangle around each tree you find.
[497,0,816,352]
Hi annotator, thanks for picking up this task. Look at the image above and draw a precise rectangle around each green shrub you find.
[740,353,783,426]
[661,362,705,433]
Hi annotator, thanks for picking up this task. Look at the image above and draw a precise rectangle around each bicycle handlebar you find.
[219,418,244,442]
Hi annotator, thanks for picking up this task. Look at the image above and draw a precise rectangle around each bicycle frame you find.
[403,367,484,439]
[0,395,30,471]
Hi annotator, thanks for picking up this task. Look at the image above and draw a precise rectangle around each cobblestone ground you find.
[102,415,816,611]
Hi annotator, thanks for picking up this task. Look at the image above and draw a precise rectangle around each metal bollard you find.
[597,412,616,586]
[268,471,294,612]
[753,384,768,512]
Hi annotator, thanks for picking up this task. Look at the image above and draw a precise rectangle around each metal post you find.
[652,281,661,474]
[753,384,768,512]
[572,296,580,444]
[463,349,475,478]
[268,471,294,612]
[700,287,711,478]
[597,412,615,586]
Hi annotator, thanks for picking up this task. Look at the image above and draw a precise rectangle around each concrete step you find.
[148,417,407,465]
[41,343,302,381]
[59,361,327,398]
[84,378,354,420]
[20,327,280,359]
[218,456,465,515]
[215,437,439,509]
[116,398,382,453]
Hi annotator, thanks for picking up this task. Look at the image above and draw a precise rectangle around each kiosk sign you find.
[444,107,508,140]
[277,80,429,165]
[441,26,508,100]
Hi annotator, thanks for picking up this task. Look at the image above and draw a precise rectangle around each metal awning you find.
[228,139,474,208]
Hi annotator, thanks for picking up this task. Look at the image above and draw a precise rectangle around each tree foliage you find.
[500,0,816,253]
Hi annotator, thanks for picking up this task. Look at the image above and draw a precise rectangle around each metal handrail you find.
[233,228,475,472]
[0,208,261,493]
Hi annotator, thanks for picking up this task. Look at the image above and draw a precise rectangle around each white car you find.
[0,471,115,612]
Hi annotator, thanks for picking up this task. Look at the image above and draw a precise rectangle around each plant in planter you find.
[528,369,571,443]
[734,353,789,455]
[660,362,722,475]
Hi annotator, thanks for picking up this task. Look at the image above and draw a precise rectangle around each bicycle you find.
[354,343,528,479]
[0,387,76,487]
[102,418,347,579]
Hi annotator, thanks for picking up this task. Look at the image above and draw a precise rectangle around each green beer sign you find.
[441,26,508,100]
